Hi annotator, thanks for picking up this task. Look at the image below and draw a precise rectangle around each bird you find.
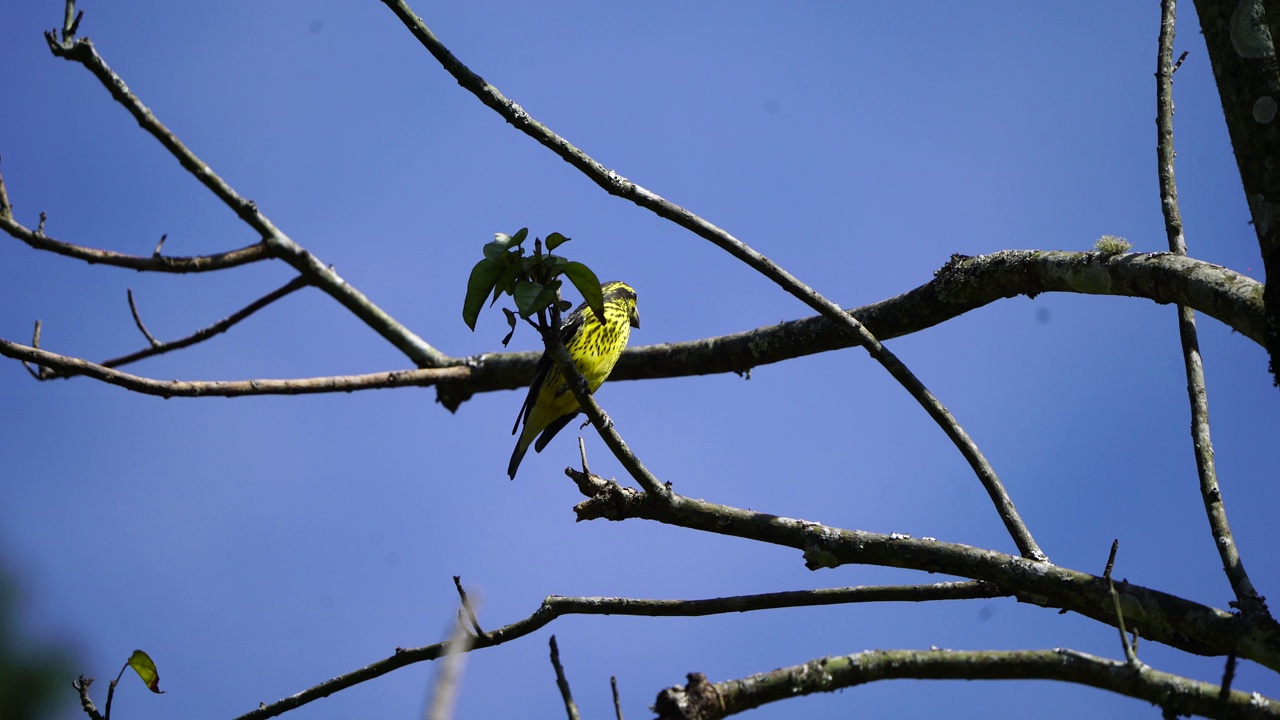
[508,281,640,479]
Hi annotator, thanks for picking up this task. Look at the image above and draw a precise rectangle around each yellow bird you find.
[508,281,640,479]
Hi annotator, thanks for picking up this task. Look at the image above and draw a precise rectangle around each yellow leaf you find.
[127,649,163,693]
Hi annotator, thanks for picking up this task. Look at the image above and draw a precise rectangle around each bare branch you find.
[71,676,103,720]
[613,249,1267,385]
[229,583,1004,720]
[1194,0,1280,385]
[125,289,159,348]
[21,320,45,380]
[1157,0,1267,617]
[382,1,1044,559]
[548,636,581,720]
[39,32,448,368]
[1221,652,1238,701]
[571,479,1280,671]
[652,649,1280,720]
[0,159,13,219]
[45,277,312,380]
[0,338,471,397]
[1108,574,1138,664]
[543,582,1006,615]
[60,0,81,42]
[611,676,623,720]
[5,246,1264,404]
[0,209,270,272]
[541,311,667,498]
[452,576,485,639]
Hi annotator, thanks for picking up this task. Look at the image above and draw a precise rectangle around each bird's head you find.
[602,281,640,329]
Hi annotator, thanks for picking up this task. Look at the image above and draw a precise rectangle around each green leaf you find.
[501,308,517,347]
[540,254,568,274]
[513,280,545,318]
[463,257,505,330]
[531,279,562,319]
[127,650,163,694]
[483,228,528,260]
[545,232,570,251]
[490,258,525,306]
[562,262,604,321]
[483,237,509,260]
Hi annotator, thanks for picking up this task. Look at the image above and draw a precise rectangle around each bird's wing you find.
[511,304,588,435]
[533,411,579,453]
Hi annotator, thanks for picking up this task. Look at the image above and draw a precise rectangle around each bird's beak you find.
[630,307,641,329]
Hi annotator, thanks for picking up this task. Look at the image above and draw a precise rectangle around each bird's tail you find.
[507,431,534,479]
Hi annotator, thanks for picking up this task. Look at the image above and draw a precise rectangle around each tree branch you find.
[0,338,471,397]
[1192,0,1280,384]
[0,182,269,272]
[612,250,1268,385]
[541,304,668,498]
[548,636,581,720]
[572,478,1280,671]
[381,0,1045,561]
[4,250,1264,401]
[228,584,987,720]
[40,31,448,368]
[1158,0,1269,619]
[653,649,1280,720]
[41,277,312,380]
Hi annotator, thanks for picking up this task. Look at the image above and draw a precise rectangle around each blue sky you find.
[2,2,1278,719]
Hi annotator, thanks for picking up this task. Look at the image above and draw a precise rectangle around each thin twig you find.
[542,303,667,499]
[0,189,269,272]
[383,0,1048,558]
[548,636,581,720]
[21,320,44,380]
[1220,652,1238,700]
[126,290,160,347]
[104,662,129,720]
[1156,0,1265,617]
[41,31,448,368]
[0,156,13,219]
[151,233,167,257]
[1108,575,1137,664]
[611,676,624,720]
[1103,539,1119,580]
[60,0,78,41]
[452,576,485,638]
[47,276,312,379]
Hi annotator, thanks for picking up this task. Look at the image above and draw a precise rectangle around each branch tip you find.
[452,576,485,638]
[548,635,581,720]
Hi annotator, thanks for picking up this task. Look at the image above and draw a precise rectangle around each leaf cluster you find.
[461,229,604,345]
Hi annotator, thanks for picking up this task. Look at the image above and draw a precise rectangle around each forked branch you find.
[1156,0,1267,619]
[381,0,1044,560]
[39,27,447,368]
